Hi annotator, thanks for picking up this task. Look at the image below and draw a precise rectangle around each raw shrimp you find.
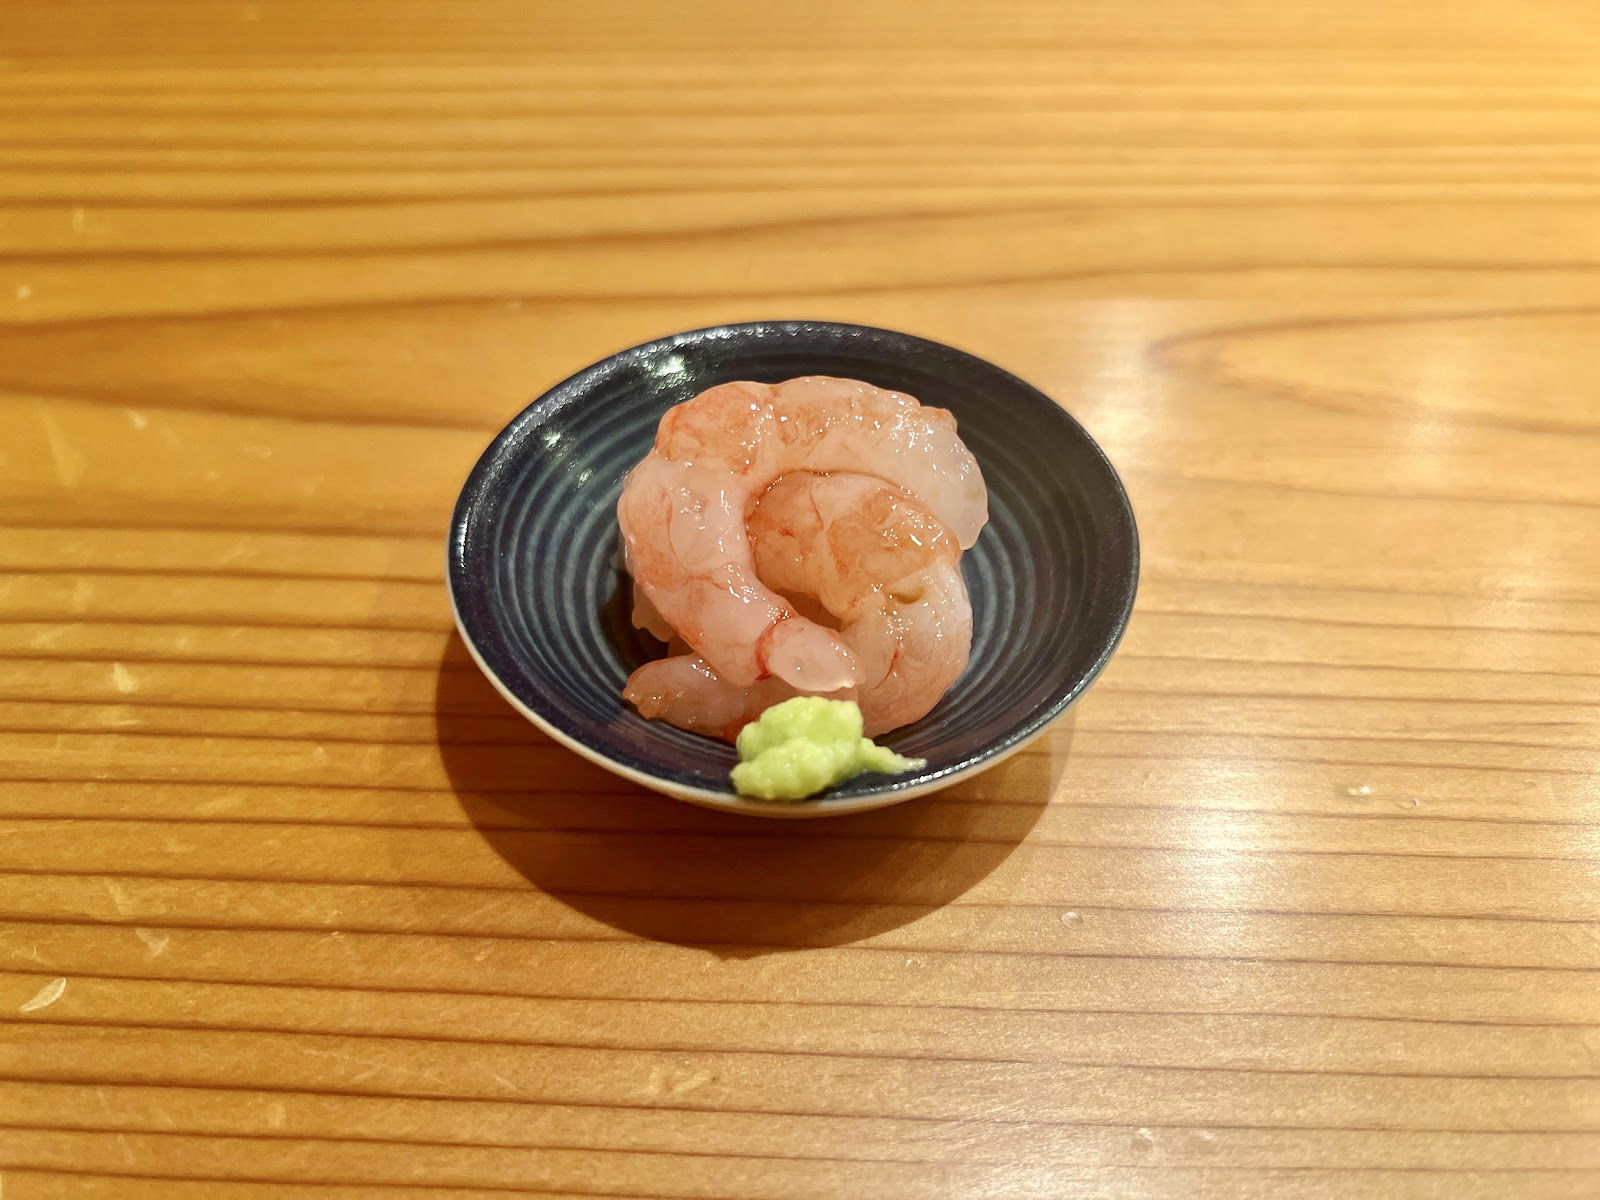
[617,376,985,690]
[623,654,824,744]
[624,472,972,739]
[621,544,676,643]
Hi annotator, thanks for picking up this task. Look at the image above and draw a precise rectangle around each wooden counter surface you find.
[2,2,1598,1196]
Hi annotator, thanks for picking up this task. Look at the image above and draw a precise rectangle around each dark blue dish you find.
[447,321,1138,816]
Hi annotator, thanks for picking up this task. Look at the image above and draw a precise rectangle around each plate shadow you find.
[433,635,1064,957]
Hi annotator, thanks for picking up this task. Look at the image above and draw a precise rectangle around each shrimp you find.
[617,377,986,691]
[624,472,972,739]
[622,544,677,643]
[624,654,828,744]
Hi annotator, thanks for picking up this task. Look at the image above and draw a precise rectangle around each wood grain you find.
[3,1,1600,1196]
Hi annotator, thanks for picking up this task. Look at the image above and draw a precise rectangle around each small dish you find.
[447,321,1138,818]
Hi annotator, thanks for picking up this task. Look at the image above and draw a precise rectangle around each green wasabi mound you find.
[730,697,926,801]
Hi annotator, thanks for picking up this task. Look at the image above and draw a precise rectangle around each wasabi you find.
[731,696,925,801]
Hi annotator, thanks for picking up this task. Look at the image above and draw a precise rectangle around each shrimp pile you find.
[616,376,987,741]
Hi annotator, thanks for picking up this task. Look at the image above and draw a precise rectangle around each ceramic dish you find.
[448,321,1138,817]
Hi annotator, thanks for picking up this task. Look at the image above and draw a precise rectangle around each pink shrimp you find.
[622,544,677,643]
[617,377,986,691]
[623,655,822,744]
[624,472,972,739]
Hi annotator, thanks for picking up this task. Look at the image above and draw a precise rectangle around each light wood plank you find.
[3,2,1600,1195]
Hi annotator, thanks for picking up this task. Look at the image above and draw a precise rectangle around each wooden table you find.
[4,2,1599,1196]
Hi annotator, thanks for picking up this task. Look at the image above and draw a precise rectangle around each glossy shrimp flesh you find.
[617,376,985,691]
[624,472,972,739]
